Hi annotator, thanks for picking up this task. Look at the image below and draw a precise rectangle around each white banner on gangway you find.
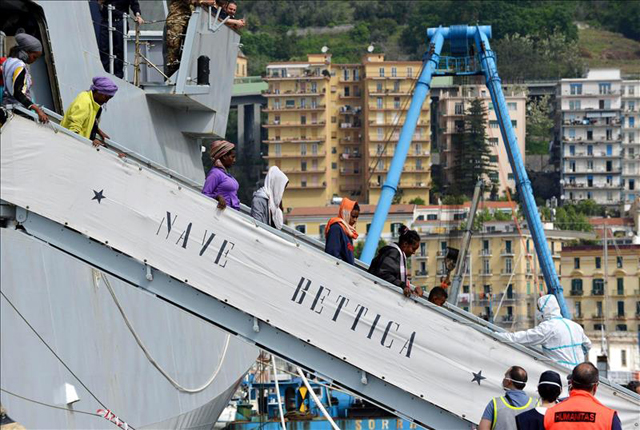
[2,117,638,427]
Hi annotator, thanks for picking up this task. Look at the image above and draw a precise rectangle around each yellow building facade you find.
[560,245,640,374]
[263,54,431,209]
[410,203,593,330]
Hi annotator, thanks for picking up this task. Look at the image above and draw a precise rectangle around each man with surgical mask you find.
[496,294,592,368]
[478,366,537,430]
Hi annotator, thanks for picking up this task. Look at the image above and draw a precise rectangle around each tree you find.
[442,194,466,205]
[554,206,593,232]
[409,197,426,205]
[354,239,387,260]
[526,95,553,155]
[450,99,495,198]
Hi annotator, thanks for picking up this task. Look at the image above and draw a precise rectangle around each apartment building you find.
[410,202,593,331]
[559,70,640,210]
[362,54,432,204]
[560,245,640,382]
[622,79,640,210]
[263,53,431,209]
[437,85,527,195]
[285,204,415,244]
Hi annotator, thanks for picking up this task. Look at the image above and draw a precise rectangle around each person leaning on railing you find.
[1,31,49,124]
[60,76,119,147]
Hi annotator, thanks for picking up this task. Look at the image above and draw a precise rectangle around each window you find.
[592,279,604,295]
[616,324,627,332]
[505,240,512,253]
[483,259,491,274]
[596,301,603,317]
[506,284,513,299]
[393,81,400,92]
[594,324,605,331]
[427,214,437,220]
[379,68,385,77]
[569,100,581,110]
[407,67,413,78]
[390,223,403,238]
[617,301,625,317]
[376,82,383,92]
[489,155,498,163]
[331,162,337,170]
[511,120,517,128]
[343,69,349,81]
[489,120,499,129]
[507,102,517,111]
[394,97,400,109]
[311,82,317,93]
[300,115,306,125]
[598,82,611,95]
[488,102,494,110]
[595,256,601,269]
[377,97,383,109]
[575,301,581,317]
[568,128,576,139]
[622,350,627,368]
[455,103,464,115]
[489,138,499,146]
[301,161,307,171]
[420,242,426,256]
[617,256,623,268]
[574,257,580,269]
[300,143,307,155]
[570,84,582,95]
[505,258,513,274]
[311,143,318,154]
[483,240,489,251]
[391,67,397,77]
[571,279,583,294]
[274,143,282,156]
[295,225,307,234]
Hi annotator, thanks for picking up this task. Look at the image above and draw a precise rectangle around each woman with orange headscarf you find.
[324,198,360,264]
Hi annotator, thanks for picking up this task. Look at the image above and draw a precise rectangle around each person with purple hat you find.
[61,76,118,147]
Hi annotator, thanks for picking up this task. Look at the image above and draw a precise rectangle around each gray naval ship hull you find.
[1,227,257,429]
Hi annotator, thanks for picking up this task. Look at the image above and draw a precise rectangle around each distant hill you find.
[577,26,640,77]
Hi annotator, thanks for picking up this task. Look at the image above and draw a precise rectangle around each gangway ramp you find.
[1,115,638,429]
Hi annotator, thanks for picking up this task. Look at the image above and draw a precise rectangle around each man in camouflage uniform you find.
[163,0,195,78]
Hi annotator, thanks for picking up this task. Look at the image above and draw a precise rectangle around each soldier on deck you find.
[163,0,216,78]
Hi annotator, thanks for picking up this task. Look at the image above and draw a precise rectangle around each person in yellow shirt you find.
[61,76,118,147]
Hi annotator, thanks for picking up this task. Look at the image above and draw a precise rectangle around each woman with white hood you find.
[496,294,592,368]
[251,166,289,229]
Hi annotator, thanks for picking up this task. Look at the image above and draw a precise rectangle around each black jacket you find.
[368,245,405,289]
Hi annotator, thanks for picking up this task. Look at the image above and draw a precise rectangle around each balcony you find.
[500,269,514,276]
[591,289,604,296]
[263,152,326,159]
[479,249,492,257]
[339,138,361,145]
[339,169,361,176]
[562,135,623,143]
[264,70,328,80]
[263,90,325,97]
[570,289,584,296]
[263,105,326,112]
[288,184,326,190]
[340,153,362,160]
[277,168,326,174]
[478,271,493,277]
[340,123,362,129]
[339,93,362,99]
[591,314,604,320]
[264,121,326,128]
[262,137,325,144]
[500,248,515,256]
[339,183,362,192]
[414,270,429,277]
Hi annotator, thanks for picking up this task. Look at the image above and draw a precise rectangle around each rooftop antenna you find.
[367,44,375,53]
[321,46,329,53]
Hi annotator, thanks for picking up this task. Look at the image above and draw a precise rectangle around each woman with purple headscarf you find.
[61,76,118,147]
[202,140,240,210]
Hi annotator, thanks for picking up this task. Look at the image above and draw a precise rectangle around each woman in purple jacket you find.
[202,140,240,210]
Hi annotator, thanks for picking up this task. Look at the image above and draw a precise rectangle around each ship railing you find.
[7,104,330,262]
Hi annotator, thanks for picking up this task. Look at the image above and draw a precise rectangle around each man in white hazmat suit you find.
[496,294,592,368]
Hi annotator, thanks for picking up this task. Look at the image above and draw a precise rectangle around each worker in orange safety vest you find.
[544,362,621,430]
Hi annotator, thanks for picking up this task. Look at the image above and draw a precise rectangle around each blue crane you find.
[361,25,571,318]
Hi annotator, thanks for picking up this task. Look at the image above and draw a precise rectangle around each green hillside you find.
[578,26,640,77]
